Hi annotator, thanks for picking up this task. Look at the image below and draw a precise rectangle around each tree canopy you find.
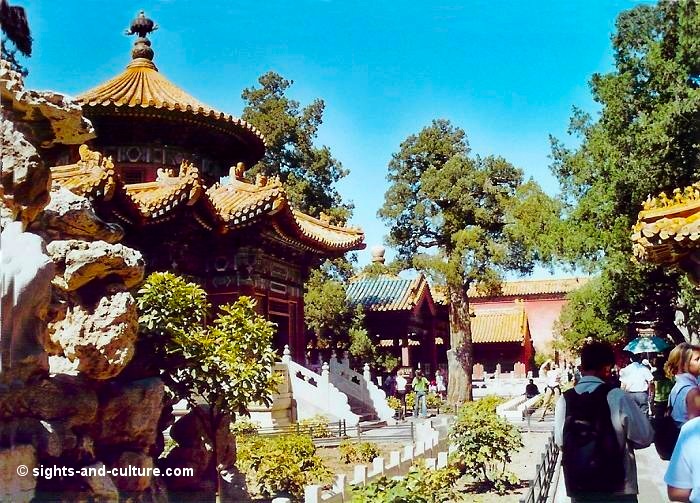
[379,119,555,402]
[241,71,353,223]
[0,0,31,75]
[550,1,700,348]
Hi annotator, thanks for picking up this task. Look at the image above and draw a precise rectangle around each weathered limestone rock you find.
[32,187,124,244]
[1,60,94,149]
[109,451,154,492]
[47,240,144,292]
[49,292,138,380]
[0,119,50,230]
[0,376,98,427]
[0,221,54,382]
[0,444,37,503]
[98,378,164,450]
[0,418,67,459]
[82,462,119,503]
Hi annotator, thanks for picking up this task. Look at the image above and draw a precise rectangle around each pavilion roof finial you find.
[125,10,158,62]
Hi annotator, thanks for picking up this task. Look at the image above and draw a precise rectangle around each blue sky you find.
[21,0,651,272]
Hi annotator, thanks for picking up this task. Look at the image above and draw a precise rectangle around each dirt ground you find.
[316,440,406,482]
[457,430,552,502]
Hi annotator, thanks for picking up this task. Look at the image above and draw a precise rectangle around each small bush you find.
[351,464,463,502]
[298,414,333,438]
[405,392,415,410]
[387,396,402,412]
[450,399,522,493]
[237,433,333,499]
[230,418,260,436]
[339,440,380,464]
[426,392,443,410]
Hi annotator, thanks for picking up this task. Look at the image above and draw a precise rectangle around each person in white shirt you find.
[620,353,654,416]
[395,371,408,419]
[665,416,700,502]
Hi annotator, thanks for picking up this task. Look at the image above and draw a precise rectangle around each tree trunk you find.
[446,283,473,405]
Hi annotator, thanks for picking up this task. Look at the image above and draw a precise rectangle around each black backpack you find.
[654,384,691,460]
[562,384,626,495]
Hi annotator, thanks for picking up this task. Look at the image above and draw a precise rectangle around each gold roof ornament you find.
[50,146,365,253]
[77,11,265,165]
[631,181,700,266]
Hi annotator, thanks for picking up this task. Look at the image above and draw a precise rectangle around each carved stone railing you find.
[328,351,395,424]
[282,346,360,427]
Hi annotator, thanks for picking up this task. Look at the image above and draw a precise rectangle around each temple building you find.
[347,272,448,373]
[48,12,365,360]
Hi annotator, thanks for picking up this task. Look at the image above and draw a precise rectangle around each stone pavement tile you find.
[552,445,669,503]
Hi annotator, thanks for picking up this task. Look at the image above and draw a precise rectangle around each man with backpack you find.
[554,341,654,502]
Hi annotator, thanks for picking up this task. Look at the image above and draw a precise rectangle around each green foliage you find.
[298,415,333,438]
[0,1,32,76]
[304,265,355,348]
[236,434,333,499]
[241,71,352,222]
[230,419,260,436]
[555,276,623,350]
[426,392,444,410]
[137,272,279,416]
[379,119,556,402]
[339,440,381,464]
[386,396,402,412]
[549,2,700,345]
[351,464,464,503]
[450,399,522,493]
[405,392,444,411]
[533,352,551,369]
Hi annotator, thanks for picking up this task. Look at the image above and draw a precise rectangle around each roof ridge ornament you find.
[126,10,158,62]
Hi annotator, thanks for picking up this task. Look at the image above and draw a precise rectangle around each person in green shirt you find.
[412,369,430,418]
[651,363,674,421]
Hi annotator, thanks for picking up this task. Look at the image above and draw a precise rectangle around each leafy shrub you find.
[236,434,333,499]
[351,464,463,502]
[405,392,443,412]
[405,392,415,410]
[339,440,381,464]
[470,394,506,414]
[426,392,443,410]
[298,414,333,438]
[387,396,402,412]
[230,418,260,436]
[450,399,523,493]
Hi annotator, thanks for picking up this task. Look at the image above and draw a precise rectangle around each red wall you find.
[471,295,568,355]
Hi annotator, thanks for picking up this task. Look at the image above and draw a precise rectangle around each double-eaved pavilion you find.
[48,12,365,360]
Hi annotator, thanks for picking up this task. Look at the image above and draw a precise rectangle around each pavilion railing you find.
[519,433,559,503]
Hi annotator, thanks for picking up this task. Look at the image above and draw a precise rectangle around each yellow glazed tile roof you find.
[631,182,700,265]
[77,59,266,148]
[51,145,364,253]
[471,306,528,344]
[50,145,117,199]
[207,176,285,227]
[430,277,588,304]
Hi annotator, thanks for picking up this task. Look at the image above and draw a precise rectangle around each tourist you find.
[651,357,673,421]
[435,368,447,397]
[525,378,540,399]
[546,364,562,396]
[620,353,654,416]
[554,341,653,502]
[665,343,700,427]
[665,415,700,502]
[412,369,430,418]
[383,372,396,397]
[395,370,408,418]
